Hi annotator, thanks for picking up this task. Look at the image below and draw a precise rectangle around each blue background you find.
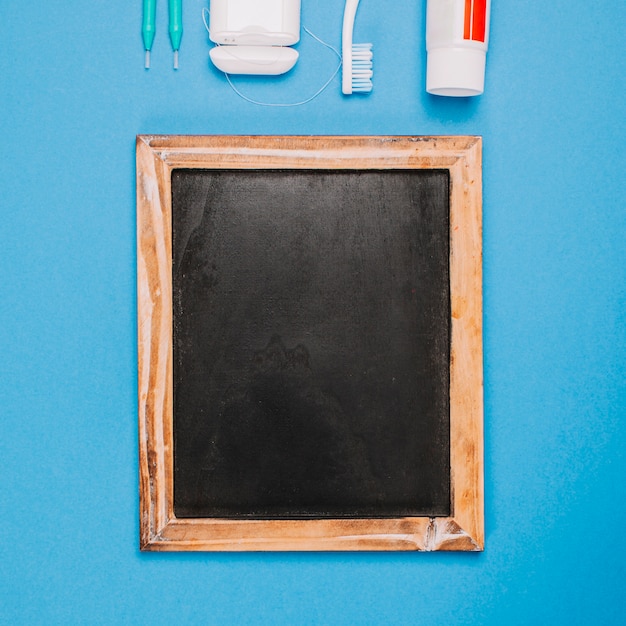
[1,0,624,623]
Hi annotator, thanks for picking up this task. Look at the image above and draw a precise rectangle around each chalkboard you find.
[172,168,451,519]
[137,136,483,551]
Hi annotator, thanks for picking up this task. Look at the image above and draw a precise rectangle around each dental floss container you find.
[208,0,301,75]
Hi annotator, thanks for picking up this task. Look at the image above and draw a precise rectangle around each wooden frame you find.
[137,135,483,551]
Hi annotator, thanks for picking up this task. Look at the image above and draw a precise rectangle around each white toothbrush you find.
[341,0,373,94]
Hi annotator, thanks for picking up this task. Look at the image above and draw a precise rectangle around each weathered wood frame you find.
[137,135,483,551]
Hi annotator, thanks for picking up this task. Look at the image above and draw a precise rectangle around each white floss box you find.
[208,0,301,75]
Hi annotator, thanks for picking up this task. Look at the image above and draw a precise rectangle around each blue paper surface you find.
[1,0,624,623]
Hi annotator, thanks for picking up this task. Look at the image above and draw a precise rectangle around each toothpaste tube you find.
[426,0,491,96]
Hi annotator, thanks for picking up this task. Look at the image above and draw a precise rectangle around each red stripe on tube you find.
[464,0,473,40]
[472,0,487,42]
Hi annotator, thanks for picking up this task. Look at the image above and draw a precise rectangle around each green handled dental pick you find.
[142,0,156,69]
[169,0,183,69]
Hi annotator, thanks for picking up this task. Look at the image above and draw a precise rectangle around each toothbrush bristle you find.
[351,43,373,92]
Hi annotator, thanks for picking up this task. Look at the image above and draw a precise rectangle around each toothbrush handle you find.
[342,0,360,48]
[342,0,361,93]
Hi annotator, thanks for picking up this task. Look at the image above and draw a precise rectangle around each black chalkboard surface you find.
[171,168,450,519]
[137,135,483,551]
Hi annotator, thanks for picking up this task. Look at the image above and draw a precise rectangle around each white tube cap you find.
[426,47,486,97]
